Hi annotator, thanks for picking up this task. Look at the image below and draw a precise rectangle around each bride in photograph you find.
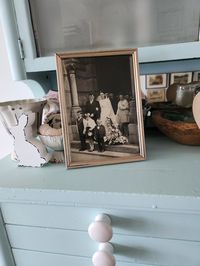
[98,92,128,145]
[98,91,117,127]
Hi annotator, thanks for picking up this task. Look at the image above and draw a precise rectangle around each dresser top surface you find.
[0,131,200,199]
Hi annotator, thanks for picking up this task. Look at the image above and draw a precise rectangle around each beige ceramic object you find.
[193,92,200,129]
[39,135,64,151]
[0,98,46,137]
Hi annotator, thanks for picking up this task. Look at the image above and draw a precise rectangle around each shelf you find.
[22,48,200,75]
[0,132,200,203]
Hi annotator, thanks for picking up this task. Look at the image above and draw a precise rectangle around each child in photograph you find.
[94,119,106,152]
[83,113,96,152]
[76,110,87,151]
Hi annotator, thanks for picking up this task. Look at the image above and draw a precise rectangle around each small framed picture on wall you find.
[170,72,192,85]
[146,74,168,89]
[147,88,165,103]
[193,71,200,82]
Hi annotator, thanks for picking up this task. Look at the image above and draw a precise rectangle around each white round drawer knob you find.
[92,243,116,266]
[88,214,113,242]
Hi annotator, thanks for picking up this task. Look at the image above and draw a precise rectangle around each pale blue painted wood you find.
[12,249,151,266]
[6,225,97,258]
[6,224,200,265]
[140,58,200,75]
[113,234,200,265]
[27,72,57,93]
[22,80,45,98]
[12,0,55,73]
[1,187,200,213]
[24,56,200,75]
[24,57,56,73]
[0,0,26,80]
[0,210,15,266]
[13,0,37,61]
[1,203,200,241]
[13,249,93,266]
[0,135,200,207]
[139,42,200,63]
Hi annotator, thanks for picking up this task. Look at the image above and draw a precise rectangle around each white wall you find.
[0,23,34,159]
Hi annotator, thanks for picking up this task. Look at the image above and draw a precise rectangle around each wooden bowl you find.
[152,110,200,145]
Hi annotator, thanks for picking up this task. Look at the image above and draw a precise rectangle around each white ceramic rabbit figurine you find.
[10,112,51,167]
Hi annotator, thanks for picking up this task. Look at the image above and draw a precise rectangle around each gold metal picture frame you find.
[56,49,146,168]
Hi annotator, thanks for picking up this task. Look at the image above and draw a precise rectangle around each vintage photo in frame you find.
[146,74,168,89]
[147,88,166,103]
[56,49,146,168]
[170,72,192,85]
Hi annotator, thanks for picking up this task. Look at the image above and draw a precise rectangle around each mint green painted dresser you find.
[0,0,200,265]
[0,134,200,266]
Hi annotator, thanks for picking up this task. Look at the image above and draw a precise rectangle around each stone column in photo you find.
[64,60,81,123]
[63,60,80,141]
[69,68,79,108]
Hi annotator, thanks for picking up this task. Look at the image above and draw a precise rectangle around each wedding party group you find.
[76,91,131,152]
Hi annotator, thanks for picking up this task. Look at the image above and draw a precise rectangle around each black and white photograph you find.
[56,50,146,168]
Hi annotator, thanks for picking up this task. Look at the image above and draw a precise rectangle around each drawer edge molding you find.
[0,188,200,213]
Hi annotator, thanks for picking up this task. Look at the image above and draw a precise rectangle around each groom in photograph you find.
[84,92,101,122]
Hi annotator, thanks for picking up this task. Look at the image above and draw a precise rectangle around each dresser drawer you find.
[12,249,150,266]
[1,203,200,241]
[6,224,200,266]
